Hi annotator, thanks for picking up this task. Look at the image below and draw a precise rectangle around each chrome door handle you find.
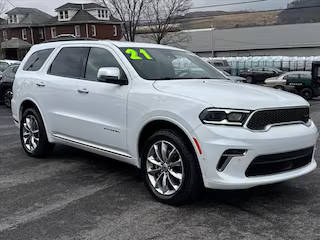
[36,82,46,87]
[77,89,89,94]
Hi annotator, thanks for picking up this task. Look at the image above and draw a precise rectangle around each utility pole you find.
[211,24,215,58]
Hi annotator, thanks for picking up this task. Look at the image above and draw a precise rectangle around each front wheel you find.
[141,130,203,205]
[20,108,54,157]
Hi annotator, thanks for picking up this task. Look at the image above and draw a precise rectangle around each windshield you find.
[119,47,226,80]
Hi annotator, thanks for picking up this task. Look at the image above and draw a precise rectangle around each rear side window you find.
[49,47,89,79]
[0,62,9,72]
[23,48,54,71]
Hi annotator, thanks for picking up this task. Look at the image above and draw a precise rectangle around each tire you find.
[246,76,253,84]
[274,85,284,90]
[20,108,54,157]
[301,88,313,100]
[141,129,203,205]
[3,89,13,108]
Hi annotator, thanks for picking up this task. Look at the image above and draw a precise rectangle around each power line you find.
[190,0,268,10]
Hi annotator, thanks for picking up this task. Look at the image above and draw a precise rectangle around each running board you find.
[52,133,132,159]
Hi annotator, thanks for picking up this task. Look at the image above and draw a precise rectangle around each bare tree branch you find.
[97,0,148,42]
[143,0,191,44]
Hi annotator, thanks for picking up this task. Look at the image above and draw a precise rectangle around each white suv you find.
[12,40,318,205]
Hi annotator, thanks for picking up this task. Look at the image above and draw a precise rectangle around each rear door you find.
[44,46,90,139]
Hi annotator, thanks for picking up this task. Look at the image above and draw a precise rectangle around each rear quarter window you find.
[23,48,54,71]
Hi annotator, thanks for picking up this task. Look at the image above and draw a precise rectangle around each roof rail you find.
[43,37,96,43]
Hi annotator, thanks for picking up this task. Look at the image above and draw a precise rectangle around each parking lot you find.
[0,102,319,240]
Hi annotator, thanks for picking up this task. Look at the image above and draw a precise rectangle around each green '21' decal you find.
[125,49,152,60]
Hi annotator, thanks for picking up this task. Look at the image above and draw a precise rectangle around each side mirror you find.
[97,67,128,86]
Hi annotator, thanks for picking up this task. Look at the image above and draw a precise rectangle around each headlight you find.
[199,108,251,126]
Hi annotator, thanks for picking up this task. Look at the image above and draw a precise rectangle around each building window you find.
[59,11,64,19]
[75,25,81,37]
[9,15,17,24]
[39,28,44,40]
[65,10,69,19]
[91,25,96,37]
[98,10,101,18]
[22,28,27,40]
[101,10,105,18]
[113,25,118,37]
[51,27,56,38]
[3,30,7,41]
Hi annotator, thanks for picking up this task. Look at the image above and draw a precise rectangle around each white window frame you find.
[3,30,7,41]
[113,25,118,37]
[91,25,96,37]
[59,11,64,20]
[98,10,101,18]
[64,10,69,19]
[22,28,27,40]
[14,15,17,23]
[51,27,56,38]
[75,25,81,37]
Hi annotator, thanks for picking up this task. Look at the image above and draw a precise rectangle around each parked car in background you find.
[264,71,320,100]
[0,64,20,108]
[207,59,231,73]
[0,60,21,79]
[240,67,283,84]
[221,70,246,83]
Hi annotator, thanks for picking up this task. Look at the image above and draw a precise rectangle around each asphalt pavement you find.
[0,101,320,240]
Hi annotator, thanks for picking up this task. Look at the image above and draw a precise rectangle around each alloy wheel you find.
[146,140,184,196]
[22,115,40,153]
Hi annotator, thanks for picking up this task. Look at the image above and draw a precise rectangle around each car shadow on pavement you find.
[47,144,314,209]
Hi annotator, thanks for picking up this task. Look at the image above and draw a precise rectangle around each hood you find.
[153,79,308,110]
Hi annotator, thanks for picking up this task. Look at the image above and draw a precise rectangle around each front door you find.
[73,47,129,153]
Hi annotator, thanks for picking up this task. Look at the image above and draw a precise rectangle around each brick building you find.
[0,3,123,59]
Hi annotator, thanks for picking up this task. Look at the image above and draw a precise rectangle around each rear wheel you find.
[141,129,203,205]
[246,76,253,84]
[3,89,12,108]
[301,88,313,100]
[20,108,54,157]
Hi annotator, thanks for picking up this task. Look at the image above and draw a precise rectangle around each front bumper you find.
[194,121,318,189]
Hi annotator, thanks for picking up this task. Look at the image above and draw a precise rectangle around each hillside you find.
[180,10,280,30]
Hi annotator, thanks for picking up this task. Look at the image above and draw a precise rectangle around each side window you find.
[0,62,9,72]
[49,47,89,79]
[13,66,19,73]
[23,48,54,71]
[85,47,126,81]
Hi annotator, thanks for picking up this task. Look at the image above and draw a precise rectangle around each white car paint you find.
[12,40,318,190]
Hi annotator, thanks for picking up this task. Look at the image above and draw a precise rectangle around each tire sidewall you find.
[20,108,50,157]
[141,130,200,204]
[301,88,313,100]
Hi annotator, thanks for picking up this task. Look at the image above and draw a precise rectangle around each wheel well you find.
[138,120,197,161]
[19,100,39,120]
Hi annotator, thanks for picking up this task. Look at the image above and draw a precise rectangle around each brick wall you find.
[0,23,122,44]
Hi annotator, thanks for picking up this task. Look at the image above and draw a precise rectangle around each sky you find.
[5,0,295,16]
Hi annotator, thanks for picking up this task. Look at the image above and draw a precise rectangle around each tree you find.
[97,0,148,42]
[143,0,191,44]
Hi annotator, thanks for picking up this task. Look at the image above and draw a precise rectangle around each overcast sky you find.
[6,0,295,15]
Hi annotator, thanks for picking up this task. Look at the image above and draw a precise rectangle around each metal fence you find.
[229,60,314,76]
